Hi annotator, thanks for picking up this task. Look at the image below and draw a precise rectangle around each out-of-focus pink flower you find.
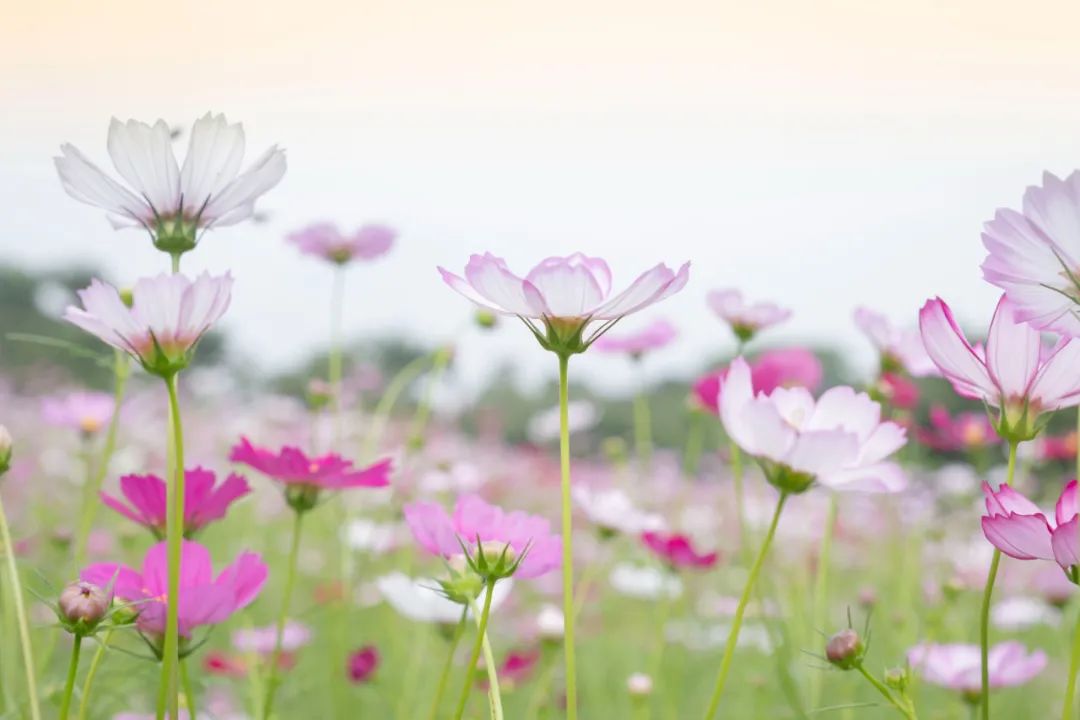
[916,406,999,453]
[55,113,285,236]
[591,319,677,356]
[41,391,115,434]
[919,295,1080,441]
[81,540,267,638]
[230,438,392,491]
[692,348,822,415]
[720,357,907,493]
[346,646,379,683]
[482,649,541,690]
[707,289,791,342]
[439,253,689,354]
[907,641,1046,695]
[404,494,561,579]
[855,307,938,377]
[232,620,311,654]
[287,222,396,265]
[64,273,232,376]
[641,531,718,570]
[204,650,247,677]
[1038,431,1078,462]
[982,171,1080,337]
[981,480,1079,572]
[874,372,920,410]
[101,468,250,538]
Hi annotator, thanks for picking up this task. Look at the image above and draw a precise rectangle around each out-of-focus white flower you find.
[626,673,653,697]
[992,597,1061,631]
[418,462,484,494]
[935,464,980,497]
[609,563,681,600]
[232,620,311,654]
[342,518,397,554]
[528,401,599,443]
[572,486,664,535]
[376,572,512,624]
[536,604,565,640]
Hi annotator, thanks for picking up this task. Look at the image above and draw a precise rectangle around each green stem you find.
[0,489,41,720]
[980,441,1016,720]
[181,659,197,719]
[809,494,839,709]
[453,579,497,720]
[632,388,653,475]
[645,576,675,720]
[78,630,113,720]
[328,266,345,448]
[474,599,504,720]
[855,664,916,719]
[557,353,579,720]
[428,609,468,720]
[360,352,433,462]
[703,492,788,719]
[682,410,704,478]
[157,373,186,720]
[523,651,555,720]
[75,350,129,566]
[1062,604,1080,720]
[263,510,305,719]
[171,253,181,274]
[59,634,82,720]
[408,344,452,452]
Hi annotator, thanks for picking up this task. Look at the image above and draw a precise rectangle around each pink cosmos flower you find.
[64,273,232,376]
[100,468,251,538]
[641,531,718,570]
[41,391,115,434]
[919,295,1080,440]
[981,480,1079,572]
[403,494,561,579]
[874,372,920,410]
[720,357,907,493]
[854,307,938,377]
[229,437,392,501]
[1038,431,1078,462]
[692,348,822,415]
[438,253,689,354]
[916,406,999,453]
[81,540,267,638]
[591,319,678,356]
[981,171,1080,337]
[483,649,541,689]
[55,113,285,236]
[233,620,311,654]
[707,289,791,342]
[346,646,379,683]
[287,222,396,265]
[907,641,1046,695]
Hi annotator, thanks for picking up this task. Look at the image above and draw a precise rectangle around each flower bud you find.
[0,425,12,475]
[438,554,484,604]
[473,540,521,580]
[58,581,110,634]
[825,628,864,670]
[626,672,653,698]
[119,288,135,308]
[474,309,498,330]
[884,667,909,692]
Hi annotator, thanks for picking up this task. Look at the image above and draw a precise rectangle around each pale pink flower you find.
[591,319,677,356]
[982,171,1080,337]
[439,253,688,354]
[919,295,1080,440]
[55,113,285,240]
[41,391,115,434]
[907,641,1046,695]
[981,480,1079,572]
[287,222,396,265]
[707,289,790,342]
[692,348,822,415]
[720,357,907,493]
[64,273,232,376]
[232,621,311,654]
[854,306,938,377]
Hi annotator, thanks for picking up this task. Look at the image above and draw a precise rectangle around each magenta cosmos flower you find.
[919,295,1080,442]
[907,641,1046,697]
[82,540,267,640]
[981,480,1080,577]
[981,171,1080,337]
[347,645,379,683]
[641,531,718,570]
[101,468,251,539]
[438,253,689,355]
[692,348,822,415]
[42,391,115,434]
[287,222,396,265]
[854,306,937,377]
[591,319,677,357]
[229,437,392,512]
[707,289,791,343]
[55,113,285,255]
[64,272,231,377]
[404,494,561,579]
[720,357,907,493]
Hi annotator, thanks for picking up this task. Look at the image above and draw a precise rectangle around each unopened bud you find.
[626,672,653,697]
[119,288,135,308]
[474,310,498,330]
[825,628,864,670]
[884,667,909,692]
[858,586,878,609]
[59,581,110,632]
[536,604,565,642]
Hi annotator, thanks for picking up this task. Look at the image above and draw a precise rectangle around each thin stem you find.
[523,651,555,720]
[328,266,345,448]
[682,410,705,478]
[475,604,504,720]
[171,253,181,274]
[632,387,653,475]
[157,373,186,720]
[78,629,113,720]
[558,353,579,720]
[855,664,915,719]
[980,441,1017,720]
[809,494,839,709]
[59,634,82,720]
[1062,603,1080,720]
[0,489,41,720]
[453,579,497,720]
[180,659,197,719]
[428,608,469,720]
[263,510,305,719]
[703,492,788,719]
[645,575,675,720]
[408,344,452,452]
[360,352,432,462]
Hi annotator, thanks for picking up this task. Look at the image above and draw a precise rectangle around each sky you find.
[3,0,1080,394]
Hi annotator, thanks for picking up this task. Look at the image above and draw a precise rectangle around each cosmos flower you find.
[720,357,907,493]
[101,468,250,538]
[64,273,232,377]
[287,222,396,265]
[919,295,1080,441]
[692,348,822,415]
[55,113,285,253]
[232,621,311,654]
[915,406,999,453]
[346,646,379,683]
[608,563,683,600]
[439,253,689,355]
[641,531,718,570]
[980,480,1079,574]
[707,289,791,342]
[854,306,938,377]
[907,641,1046,696]
[41,391,115,435]
[572,486,664,536]
[981,171,1080,337]
[591,319,678,357]
[81,540,267,639]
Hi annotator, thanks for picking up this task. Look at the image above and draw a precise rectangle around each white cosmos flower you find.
[376,572,512,624]
[572,486,664,535]
[609,562,682,600]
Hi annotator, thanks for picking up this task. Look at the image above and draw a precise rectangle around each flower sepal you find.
[760,461,815,495]
[151,214,199,259]
[437,555,485,605]
[284,484,321,514]
[992,399,1050,445]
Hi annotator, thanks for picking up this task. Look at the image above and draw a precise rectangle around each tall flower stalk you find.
[428,609,468,720]
[263,510,304,717]
[157,372,187,720]
[557,354,579,716]
[453,580,498,720]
